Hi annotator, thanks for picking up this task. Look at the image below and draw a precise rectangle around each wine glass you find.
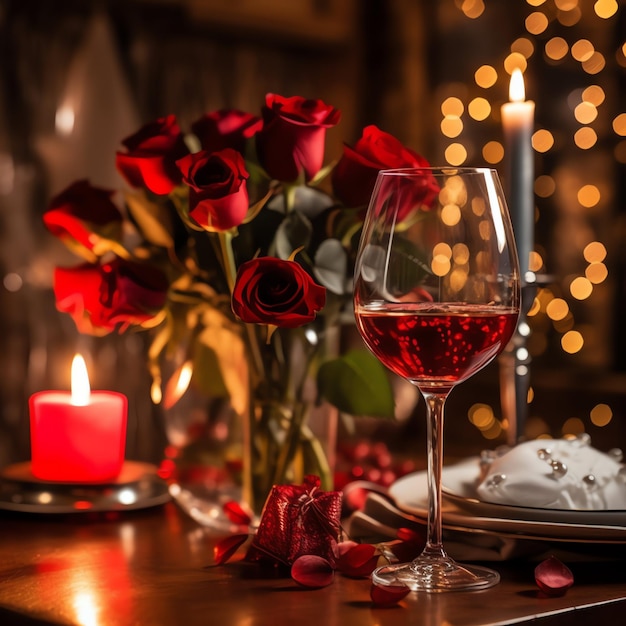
[353,167,520,591]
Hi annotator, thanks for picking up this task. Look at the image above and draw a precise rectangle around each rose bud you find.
[256,93,340,183]
[332,125,435,209]
[191,109,262,154]
[116,115,189,195]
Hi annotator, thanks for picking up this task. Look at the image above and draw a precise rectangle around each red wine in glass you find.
[355,302,518,393]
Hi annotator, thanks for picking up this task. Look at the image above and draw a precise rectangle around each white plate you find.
[441,457,626,525]
[390,459,626,543]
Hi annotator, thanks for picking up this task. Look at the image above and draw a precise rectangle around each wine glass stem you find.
[421,390,449,560]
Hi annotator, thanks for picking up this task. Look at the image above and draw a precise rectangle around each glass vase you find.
[161,323,338,529]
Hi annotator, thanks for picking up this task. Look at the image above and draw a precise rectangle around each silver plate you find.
[0,461,170,513]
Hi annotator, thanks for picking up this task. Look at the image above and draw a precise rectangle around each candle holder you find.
[0,461,169,514]
[1,353,170,513]
[499,272,554,444]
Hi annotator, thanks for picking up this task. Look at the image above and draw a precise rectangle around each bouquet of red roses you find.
[43,93,432,513]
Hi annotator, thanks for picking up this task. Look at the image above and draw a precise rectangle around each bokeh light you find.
[574,102,598,124]
[534,175,556,197]
[583,241,607,262]
[504,52,528,73]
[571,39,595,62]
[554,0,578,11]
[582,85,605,106]
[574,127,597,149]
[561,330,584,353]
[590,403,613,427]
[475,64,498,88]
[613,113,626,136]
[545,37,569,61]
[546,298,569,321]
[441,97,465,117]
[441,116,464,137]
[461,0,486,19]
[570,276,593,300]
[582,51,605,74]
[561,417,585,435]
[482,141,504,164]
[445,143,468,165]
[525,11,549,35]
[585,262,608,284]
[468,97,491,121]
[532,129,555,152]
[594,0,619,19]
[577,185,600,208]
[511,37,535,59]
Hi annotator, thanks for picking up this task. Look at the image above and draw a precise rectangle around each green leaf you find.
[244,159,270,186]
[272,210,312,260]
[308,160,337,187]
[313,238,347,295]
[317,349,395,418]
[267,185,334,219]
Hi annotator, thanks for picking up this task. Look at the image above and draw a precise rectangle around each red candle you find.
[29,354,127,483]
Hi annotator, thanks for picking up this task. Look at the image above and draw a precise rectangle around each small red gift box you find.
[249,475,342,566]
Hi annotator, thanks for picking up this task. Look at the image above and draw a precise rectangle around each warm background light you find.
[475,65,498,88]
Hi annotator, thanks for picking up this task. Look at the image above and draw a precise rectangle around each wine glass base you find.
[372,556,500,592]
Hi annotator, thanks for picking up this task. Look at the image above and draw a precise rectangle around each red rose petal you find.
[335,543,379,578]
[291,555,334,588]
[396,527,423,543]
[370,582,410,607]
[534,556,574,597]
[223,500,252,526]
[345,485,370,511]
[334,540,358,558]
[214,534,249,565]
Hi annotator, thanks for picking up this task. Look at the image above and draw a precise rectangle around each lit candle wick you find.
[71,354,91,407]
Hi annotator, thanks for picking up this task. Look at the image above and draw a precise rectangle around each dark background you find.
[0,0,624,466]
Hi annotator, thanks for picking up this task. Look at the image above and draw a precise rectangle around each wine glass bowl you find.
[354,167,520,591]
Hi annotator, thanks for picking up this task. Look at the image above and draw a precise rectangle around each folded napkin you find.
[345,491,545,561]
[476,437,626,510]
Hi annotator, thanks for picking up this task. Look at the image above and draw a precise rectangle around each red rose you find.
[232,257,326,328]
[191,109,262,154]
[372,167,440,222]
[116,115,189,195]
[332,125,432,207]
[176,148,249,232]
[256,93,340,183]
[43,180,122,260]
[54,258,169,335]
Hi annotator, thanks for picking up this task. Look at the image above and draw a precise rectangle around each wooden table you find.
[0,501,625,626]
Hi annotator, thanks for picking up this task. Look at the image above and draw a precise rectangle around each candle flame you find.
[71,354,91,406]
[509,68,526,103]
[161,361,193,410]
